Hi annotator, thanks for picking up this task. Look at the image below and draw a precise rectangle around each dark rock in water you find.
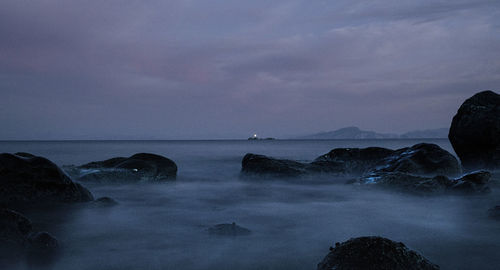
[241,154,310,177]
[91,197,118,207]
[317,236,439,270]
[28,231,59,249]
[449,90,500,171]
[358,173,450,194]
[0,209,33,247]
[242,143,460,179]
[312,147,394,175]
[371,143,461,177]
[0,209,58,250]
[488,206,500,220]
[207,222,251,236]
[358,170,491,194]
[68,153,177,182]
[0,153,94,205]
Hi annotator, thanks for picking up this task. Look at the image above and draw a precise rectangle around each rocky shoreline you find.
[1,90,499,269]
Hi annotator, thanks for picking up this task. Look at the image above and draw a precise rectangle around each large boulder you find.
[449,90,500,171]
[68,153,177,182]
[241,143,460,178]
[317,236,439,270]
[0,153,94,205]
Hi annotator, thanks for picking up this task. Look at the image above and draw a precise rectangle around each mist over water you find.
[1,140,499,270]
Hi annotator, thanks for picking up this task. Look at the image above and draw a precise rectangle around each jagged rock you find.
[207,222,251,236]
[241,143,460,178]
[0,153,94,205]
[67,153,177,182]
[449,90,500,171]
[317,236,439,270]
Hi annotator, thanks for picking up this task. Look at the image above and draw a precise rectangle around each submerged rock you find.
[28,231,59,249]
[449,90,500,171]
[207,222,251,236]
[488,206,500,220]
[0,208,33,247]
[0,153,94,205]
[0,209,58,250]
[317,236,439,270]
[242,143,460,178]
[91,197,118,207]
[68,153,177,182]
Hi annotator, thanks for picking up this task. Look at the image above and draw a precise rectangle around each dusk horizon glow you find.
[1,0,499,139]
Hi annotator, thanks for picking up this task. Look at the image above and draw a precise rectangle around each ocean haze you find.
[1,0,500,139]
[1,139,499,270]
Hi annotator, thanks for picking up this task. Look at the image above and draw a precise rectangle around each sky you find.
[1,0,499,140]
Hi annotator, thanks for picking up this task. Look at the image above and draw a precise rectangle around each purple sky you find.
[1,0,499,139]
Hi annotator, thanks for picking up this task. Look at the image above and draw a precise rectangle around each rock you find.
[357,170,491,194]
[241,154,310,177]
[317,236,439,270]
[449,90,500,171]
[68,153,177,182]
[0,209,33,247]
[242,143,460,178]
[28,232,59,249]
[207,222,251,236]
[312,147,394,175]
[0,153,94,205]
[488,206,500,220]
[0,209,58,250]
[371,143,461,177]
[91,197,118,207]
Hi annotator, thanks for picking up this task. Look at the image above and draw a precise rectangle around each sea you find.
[1,139,499,270]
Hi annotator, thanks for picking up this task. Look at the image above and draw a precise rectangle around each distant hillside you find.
[296,127,449,139]
[296,127,398,139]
[400,128,449,138]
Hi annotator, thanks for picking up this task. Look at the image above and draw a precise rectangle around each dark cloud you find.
[0,0,499,139]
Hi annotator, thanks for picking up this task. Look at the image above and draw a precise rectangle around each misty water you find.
[1,139,500,270]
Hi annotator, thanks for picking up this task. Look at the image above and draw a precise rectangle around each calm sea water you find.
[1,139,499,270]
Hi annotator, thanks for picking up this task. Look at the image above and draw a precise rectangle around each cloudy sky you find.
[1,0,499,139]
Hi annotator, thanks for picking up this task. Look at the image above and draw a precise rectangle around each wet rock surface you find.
[449,90,500,171]
[207,222,251,236]
[358,170,491,195]
[0,153,94,205]
[66,153,177,182]
[242,143,460,178]
[317,236,439,270]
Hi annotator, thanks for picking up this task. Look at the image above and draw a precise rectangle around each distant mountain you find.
[296,127,399,140]
[400,128,449,139]
[295,127,449,140]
